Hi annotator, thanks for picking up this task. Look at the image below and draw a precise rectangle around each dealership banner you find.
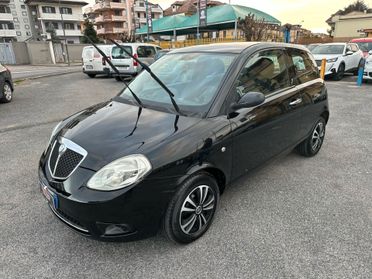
[199,0,207,27]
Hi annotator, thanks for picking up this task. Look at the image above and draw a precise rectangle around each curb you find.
[13,68,82,82]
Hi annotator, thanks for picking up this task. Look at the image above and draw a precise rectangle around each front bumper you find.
[39,166,175,241]
[318,62,336,76]
[363,64,372,80]
[82,67,111,76]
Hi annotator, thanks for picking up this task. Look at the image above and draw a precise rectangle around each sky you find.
[85,0,372,33]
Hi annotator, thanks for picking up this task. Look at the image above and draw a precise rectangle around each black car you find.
[39,43,329,244]
[0,63,14,103]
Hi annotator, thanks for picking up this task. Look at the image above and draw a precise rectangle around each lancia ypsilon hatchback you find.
[39,43,329,244]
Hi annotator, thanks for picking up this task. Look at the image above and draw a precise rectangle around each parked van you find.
[82,45,113,78]
[350,38,372,57]
[110,43,161,80]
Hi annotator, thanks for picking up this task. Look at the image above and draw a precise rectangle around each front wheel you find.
[297,117,326,157]
[164,173,219,244]
[0,82,13,103]
[87,74,96,78]
[334,64,345,81]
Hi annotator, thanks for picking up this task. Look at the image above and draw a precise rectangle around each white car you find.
[363,50,372,82]
[82,45,113,78]
[312,43,364,80]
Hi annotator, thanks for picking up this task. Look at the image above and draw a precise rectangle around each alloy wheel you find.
[179,185,216,235]
[311,122,325,151]
[3,83,12,101]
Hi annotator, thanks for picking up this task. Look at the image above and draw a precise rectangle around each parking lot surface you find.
[0,73,371,278]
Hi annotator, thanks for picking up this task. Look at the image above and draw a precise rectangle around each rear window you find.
[137,46,156,58]
[111,46,133,59]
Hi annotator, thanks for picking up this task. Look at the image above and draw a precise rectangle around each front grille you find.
[316,60,322,67]
[48,138,87,180]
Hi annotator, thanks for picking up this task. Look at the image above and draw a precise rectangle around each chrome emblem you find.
[58,143,67,155]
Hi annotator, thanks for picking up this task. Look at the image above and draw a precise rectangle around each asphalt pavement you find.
[0,73,371,278]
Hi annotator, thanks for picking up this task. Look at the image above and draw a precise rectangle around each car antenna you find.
[108,39,182,115]
[84,36,144,108]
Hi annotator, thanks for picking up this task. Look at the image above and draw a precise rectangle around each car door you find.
[344,44,355,71]
[82,47,94,70]
[286,48,325,138]
[350,43,362,68]
[228,48,305,179]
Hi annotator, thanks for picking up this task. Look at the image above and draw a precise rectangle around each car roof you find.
[170,42,308,54]
[350,38,372,43]
[115,43,159,47]
[320,43,347,46]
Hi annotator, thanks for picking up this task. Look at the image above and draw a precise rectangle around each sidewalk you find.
[8,64,82,81]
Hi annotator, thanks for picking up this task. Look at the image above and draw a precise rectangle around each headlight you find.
[327,57,338,63]
[87,154,152,191]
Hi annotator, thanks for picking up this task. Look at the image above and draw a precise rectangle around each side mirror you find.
[230,92,265,111]
[345,51,353,56]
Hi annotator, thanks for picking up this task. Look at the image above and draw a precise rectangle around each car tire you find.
[334,63,345,81]
[0,81,13,103]
[115,76,121,81]
[163,172,220,244]
[87,74,96,78]
[297,117,326,157]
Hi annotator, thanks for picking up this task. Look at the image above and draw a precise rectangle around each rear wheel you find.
[0,81,12,103]
[164,173,219,244]
[87,74,96,78]
[334,63,345,81]
[115,76,121,81]
[297,117,326,157]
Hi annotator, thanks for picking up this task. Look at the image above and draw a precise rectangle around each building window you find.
[21,4,25,9]
[114,22,122,28]
[46,22,59,29]
[67,40,74,44]
[114,10,121,16]
[13,17,19,22]
[42,6,56,13]
[23,18,28,23]
[14,24,20,29]
[60,7,72,14]
[0,6,11,13]
[26,31,31,36]
[25,24,30,29]
[22,11,27,16]
[137,12,140,18]
[9,4,15,9]
[64,23,75,30]
[16,31,21,36]
[12,11,17,15]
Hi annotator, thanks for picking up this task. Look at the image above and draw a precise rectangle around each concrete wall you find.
[12,42,30,65]
[66,43,88,63]
[26,41,53,65]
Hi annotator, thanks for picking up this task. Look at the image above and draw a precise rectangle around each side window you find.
[137,46,156,58]
[351,44,358,52]
[288,49,319,84]
[346,44,352,53]
[235,49,290,97]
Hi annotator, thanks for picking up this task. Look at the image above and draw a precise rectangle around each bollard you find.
[357,58,365,86]
[320,58,326,80]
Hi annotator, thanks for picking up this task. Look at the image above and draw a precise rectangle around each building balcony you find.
[95,15,126,23]
[133,6,162,13]
[0,29,16,37]
[92,2,126,12]
[38,13,83,22]
[0,12,13,21]
[55,29,82,37]
[97,27,127,34]
[0,0,10,3]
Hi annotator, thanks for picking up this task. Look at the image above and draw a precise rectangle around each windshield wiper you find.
[108,39,182,115]
[84,36,144,108]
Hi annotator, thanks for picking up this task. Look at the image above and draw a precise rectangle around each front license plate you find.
[85,65,93,69]
[42,186,59,209]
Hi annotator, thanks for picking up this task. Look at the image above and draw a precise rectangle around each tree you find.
[238,13,270,41]
[46,23,60,43]
[81,19,101,44]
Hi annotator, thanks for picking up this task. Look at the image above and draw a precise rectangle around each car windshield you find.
[312,45,345,55]
[111,46,132,59]
[307,45,319,51]
[355,42,372,52]
[118,52,236,117]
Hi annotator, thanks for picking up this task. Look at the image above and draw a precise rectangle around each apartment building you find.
[9,0,33,41]
[85,0,163,41]
[25,0,87,43]
[132,0,162,30]
[0,0,16,42]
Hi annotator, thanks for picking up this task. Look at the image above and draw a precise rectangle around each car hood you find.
[58,100,202,171]
[312,54,341,61]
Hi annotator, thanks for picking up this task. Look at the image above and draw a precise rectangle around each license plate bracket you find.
[42,185,59,209]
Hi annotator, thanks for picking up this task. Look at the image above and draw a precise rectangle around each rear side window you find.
[235,49,290,97]
[137,46,156,58]
[350,44,359,52]
[111,46,132,59]
[288,49,319,84]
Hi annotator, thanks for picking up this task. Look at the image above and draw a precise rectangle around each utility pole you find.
[197,0,200,42]
[59,0,70,66]
[145,0,149,42]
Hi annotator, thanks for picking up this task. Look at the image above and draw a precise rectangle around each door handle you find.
[289,98,302,106]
